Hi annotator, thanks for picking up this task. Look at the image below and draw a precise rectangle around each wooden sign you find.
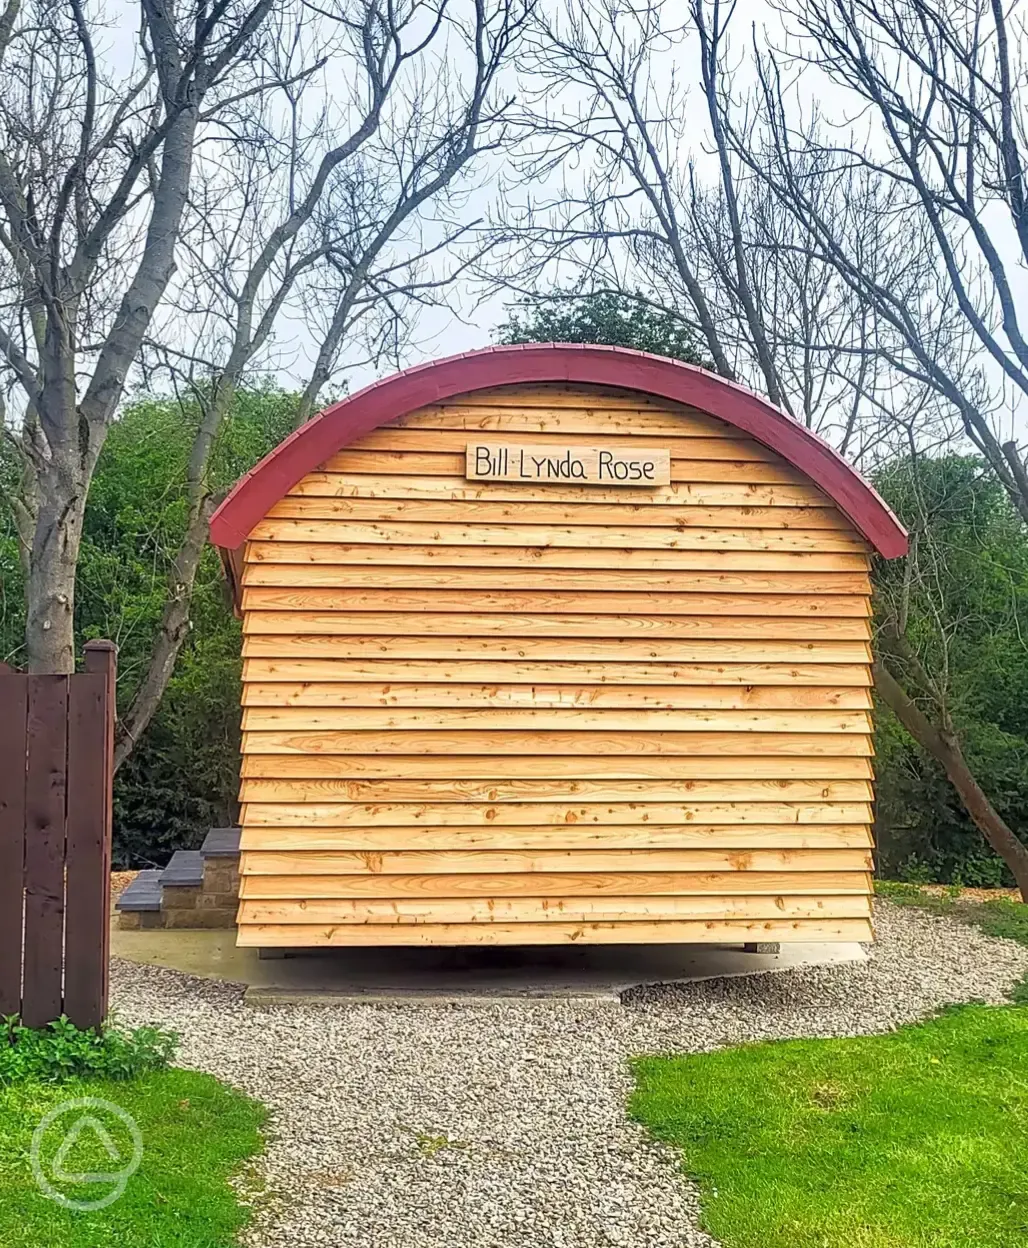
[466,442,671,487]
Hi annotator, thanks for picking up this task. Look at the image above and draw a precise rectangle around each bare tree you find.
[0,0,283,674]
[113,0,531,767]
[706,0,1028,891]
[740,0,1028,522]
[482,0,905,457]
[870,453,1028,898]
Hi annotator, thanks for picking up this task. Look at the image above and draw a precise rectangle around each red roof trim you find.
[209,344,908,558]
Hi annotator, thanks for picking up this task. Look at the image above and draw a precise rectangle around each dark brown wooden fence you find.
[0,641,116,1029]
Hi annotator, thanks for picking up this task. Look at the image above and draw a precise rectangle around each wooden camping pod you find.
[211,345,906,948]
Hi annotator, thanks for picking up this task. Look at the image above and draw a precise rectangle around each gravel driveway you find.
[111,902,1028,1248]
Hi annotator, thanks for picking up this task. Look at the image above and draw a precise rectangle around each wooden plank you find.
[64,670,109,1030]
[289,473,833,507]
[242,729,875,756]
[423,398,717,420]
[241,707,873,734]
[248,519,869,553]
[237,894,873,923]
[241,635,874,663]
[398,397,709,420]
[324,443,777,474]
[243,562,872,597]
[239,753,876,780]
[241,612,872,641]
[400,389,727,414]
[241,659,873,688]
[236,854,872,883]
[233,822,874,852]
[313,456,813,484]
[238,917,875,946]
[312,460,812,489]
[412,386,711,413]
[239,777,874,803]
[321,453,818,485]
[247,540,870,572]
[241,799,873,829]
[353,430,784,461]
[387,408,741,436]
[22,676,68,1029]
[0,675,27,1017]
[241,682,874,711]
[387,423,733,448]
[240,588,870,618]
[268,496,850,531]
[81,642,116,1028]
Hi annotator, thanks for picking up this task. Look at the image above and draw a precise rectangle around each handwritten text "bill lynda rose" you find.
[466,443,671,486]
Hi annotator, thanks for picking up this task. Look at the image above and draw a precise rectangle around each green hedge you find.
[0,389,296,867]
[870,456,1028,887]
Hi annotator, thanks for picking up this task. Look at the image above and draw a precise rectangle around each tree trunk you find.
[113,493,217,771]
[25,454,86,674]
[873,659,1028,901]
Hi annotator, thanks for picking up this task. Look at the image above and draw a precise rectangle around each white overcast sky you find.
[314,0,1027,451]
[94,0,1026,440]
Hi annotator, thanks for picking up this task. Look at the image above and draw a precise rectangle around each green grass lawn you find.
[631,1005,1028,1248]
[0,1068,266,1247]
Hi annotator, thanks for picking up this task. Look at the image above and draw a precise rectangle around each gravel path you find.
[111,902,1028,1248]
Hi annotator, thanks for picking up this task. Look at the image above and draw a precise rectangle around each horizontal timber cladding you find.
[238,921,875,948]
[249,521,868,552]
[238,847,873,871]
[246,541,870,571]
[285,476,834,504]
[243,731,874,756]
[242,618,871,643]
[236,382,878,946]
[238,896,874,922]
[237,827,874,851]
[241,684,873,709]
[241,661,873,687]
[240,802,874,827]
[239,755,875,779]
[266,499,853,529]
[241,589,872,617]
[242,637,873,661]
[242,709,871,732]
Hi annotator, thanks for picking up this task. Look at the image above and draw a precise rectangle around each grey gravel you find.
[111,901,1028,1248]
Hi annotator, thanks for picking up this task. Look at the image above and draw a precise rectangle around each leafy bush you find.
[871,456,1028,887]
[1,387,297,867]
[495,289,709,364]
[1,1016,178,1084]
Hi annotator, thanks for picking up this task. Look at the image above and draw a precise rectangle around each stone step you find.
[160,849,204,889]
[201,826,241,858]
[115,869,163,913]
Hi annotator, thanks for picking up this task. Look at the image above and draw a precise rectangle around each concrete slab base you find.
[111,923,866,1004]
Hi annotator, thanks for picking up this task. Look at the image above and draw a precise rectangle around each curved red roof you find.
[209,343,907,558]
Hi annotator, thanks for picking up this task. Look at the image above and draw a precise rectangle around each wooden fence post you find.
[65,641,117,1028]
[0,641,116,1029]
[21,676,69,1028]
[0,671,27,1018]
